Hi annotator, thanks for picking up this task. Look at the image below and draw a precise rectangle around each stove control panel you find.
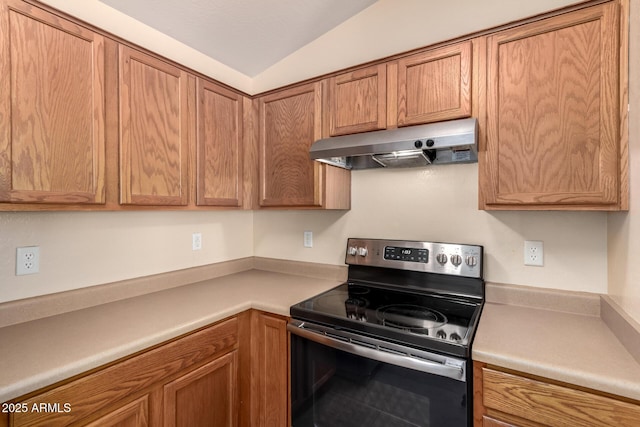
[384,246,428,263]
[345,238,483,278]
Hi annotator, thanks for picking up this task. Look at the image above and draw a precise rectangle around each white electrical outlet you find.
[303,231,313,248]
[524,240,544,266]
[16,246,40,275]
[192,233,202,251]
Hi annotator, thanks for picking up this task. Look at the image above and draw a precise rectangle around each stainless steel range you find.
[289,238,484,427]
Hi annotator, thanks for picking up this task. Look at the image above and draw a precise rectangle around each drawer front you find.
[482,368,640,427]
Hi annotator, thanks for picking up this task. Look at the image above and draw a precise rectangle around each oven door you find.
[288,320,471,427]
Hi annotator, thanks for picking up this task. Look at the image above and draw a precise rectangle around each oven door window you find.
[291,334,469,427]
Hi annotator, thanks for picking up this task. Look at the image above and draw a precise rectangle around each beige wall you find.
[608,0,640,324]
[254,165,608,293]
[0,211,253,303]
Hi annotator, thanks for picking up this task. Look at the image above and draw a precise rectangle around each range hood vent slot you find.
[309,118,478,170]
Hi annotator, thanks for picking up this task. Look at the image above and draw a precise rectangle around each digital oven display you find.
[384,246,428,263]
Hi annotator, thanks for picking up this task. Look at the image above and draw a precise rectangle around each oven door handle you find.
[287,321,466,382]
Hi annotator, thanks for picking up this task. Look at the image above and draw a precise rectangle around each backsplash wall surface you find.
[254,164,608,294]
[0,211,253,303]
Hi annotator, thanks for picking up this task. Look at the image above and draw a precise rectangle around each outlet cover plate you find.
[524,240,544,266]
[303,231,313,248]
[16,246,40,275]
[192,233,202,251]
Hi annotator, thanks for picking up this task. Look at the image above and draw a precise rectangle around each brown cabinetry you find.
[164,351,238,427]
[251,311,288,427]
[259,82,350,209]
[197,79,244,207]
[324,64,387,136]
[395,41,472,127]
[85,395,150,427]
[0,0,106,205]
[4,310,290,427]
[474,363,640,427]
[119,45,192,206]
[8,317,238,426]
[479,2,627,210]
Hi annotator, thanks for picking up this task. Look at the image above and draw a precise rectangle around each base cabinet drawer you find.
[475,364,640,427]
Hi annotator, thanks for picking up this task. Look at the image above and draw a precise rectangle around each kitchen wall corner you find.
[607,0,640,325]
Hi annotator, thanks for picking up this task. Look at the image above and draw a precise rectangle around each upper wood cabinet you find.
[119,45,191,206]
[0,0,106,204]
[196,79,243,207]
[259,82,350,209]
[395,41,472,127]
[324,63,387,136]
[479,2,626,210]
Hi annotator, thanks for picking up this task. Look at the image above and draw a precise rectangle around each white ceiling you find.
[98,0,377,77]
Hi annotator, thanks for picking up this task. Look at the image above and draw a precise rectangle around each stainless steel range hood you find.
[310,118,477,170]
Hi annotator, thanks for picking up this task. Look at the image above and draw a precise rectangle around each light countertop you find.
[473,302,640,401]
[3,268,640,406]
[0,269,341,402]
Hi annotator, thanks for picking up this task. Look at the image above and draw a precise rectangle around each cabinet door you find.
[259,82,323,207]
[481,3,621,209]
[119,45,191,206]
[396,41,472,126]
[197,79,243,206]
[0,0,105,204]
[325,64,387,136]
[163,350,238,427]
[84,395,149,427]
[253,312,288,427]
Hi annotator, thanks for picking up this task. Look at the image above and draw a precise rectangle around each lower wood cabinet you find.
[474,362,640,427]
[3,310,290,427]
[251,312,288,427]
[85,395,150,427]
[164,351,238,427]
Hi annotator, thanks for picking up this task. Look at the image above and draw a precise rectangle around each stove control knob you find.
[436,253,448,265]
[357,247,368,257]
[348,246,358,256]
[465,255,478,267]
[450,254,462,267]
[436,330,447,340]
[450,332,462,343]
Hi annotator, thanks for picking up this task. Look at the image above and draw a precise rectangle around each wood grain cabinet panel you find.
[259,82,350,209]
[474,364,640,427]
[396,41,472,126]
[325,64,387,136]
[85,395,149,427]
[119,45,191,206]
[252,312,288,427]
[259,82,322,207]
[9,317,238,426]
[197,79,243,207]
[480,2,625,210]
[0,0,106,204]
[164,351,238,427]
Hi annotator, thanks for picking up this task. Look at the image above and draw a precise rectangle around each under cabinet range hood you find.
[310,118,478,170]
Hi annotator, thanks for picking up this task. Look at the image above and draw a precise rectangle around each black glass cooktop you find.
[290,282,483,358]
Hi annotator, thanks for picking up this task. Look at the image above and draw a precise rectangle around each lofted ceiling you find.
[98,0,378,77]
